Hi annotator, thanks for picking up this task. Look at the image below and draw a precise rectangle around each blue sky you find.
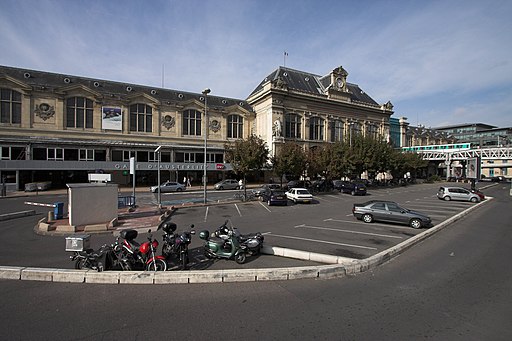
[1,0,511,128]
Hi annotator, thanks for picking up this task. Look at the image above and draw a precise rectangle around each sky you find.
[1,0,511,129]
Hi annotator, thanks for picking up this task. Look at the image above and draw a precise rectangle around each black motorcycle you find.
[70,238,128,272]
[159,222,195,270]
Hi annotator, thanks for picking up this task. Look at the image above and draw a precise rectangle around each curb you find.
[0,210,36,221]
[0,197,492,284]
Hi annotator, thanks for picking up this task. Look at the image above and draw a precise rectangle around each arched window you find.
[227,114,243,138]
[129,103,152,132]
[0,88,21,124]
[330,120,343,142]
[309,117,324,141]
[285,113,301,138]
[182,109,202,136]
[66,97,94,128]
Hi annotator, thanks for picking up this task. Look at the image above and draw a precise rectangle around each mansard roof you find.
[248,66,380,107]
[0,65,250,111]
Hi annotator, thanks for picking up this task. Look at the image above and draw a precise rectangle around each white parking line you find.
[259,201,272,212]
[295,224,403,239]
[204,206,209,222]
[234,204,242,217]
[324,218,414,230]
[266,233,378,250]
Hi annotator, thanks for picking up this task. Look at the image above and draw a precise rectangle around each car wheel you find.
[444,196,451,201]
[410,218,422,229]
[351,190,356,196]
[470,197,478,203]
[362,214,373,223]
[219,186,224,190]
[177,188,183,192]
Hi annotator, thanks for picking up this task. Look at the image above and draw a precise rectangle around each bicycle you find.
[233,190,257,202]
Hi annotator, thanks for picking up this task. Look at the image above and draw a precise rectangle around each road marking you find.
[324,218,414,230]
[266,233,378,250]
[295,224,403,239]
[234,204,242,217]
[204,206,209,222]
[259,201,272,212]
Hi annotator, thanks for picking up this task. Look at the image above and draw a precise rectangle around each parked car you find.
[286,188,313,204]
[436,186,481,202]
[253,183,281,197]
[286,180,311,190]
[261,189,288,206]
[150,181,186,193]
[339,181,367,196]
[352,200,432,229]
[471,188,486,201]
[214,179,242,190]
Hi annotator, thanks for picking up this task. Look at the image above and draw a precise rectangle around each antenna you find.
[161,64,165,88]
[284,51,288,67]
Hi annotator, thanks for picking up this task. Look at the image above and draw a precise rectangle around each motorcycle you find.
[158,222,196,270]
[119,229,167,271]
[211,220,264,256]
[69,238,128,272]
[199,220,258,264]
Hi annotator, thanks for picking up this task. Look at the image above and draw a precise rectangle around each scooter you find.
[211,221,264,256]
[119,229,167,271]
[199,220,248,264]
[68,237,128,272]
[158,222,195,270]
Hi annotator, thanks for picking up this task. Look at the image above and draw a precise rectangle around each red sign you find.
[215,163,225,170]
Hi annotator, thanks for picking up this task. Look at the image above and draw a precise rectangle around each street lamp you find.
[202,88,211,205]
[155,145,162,207]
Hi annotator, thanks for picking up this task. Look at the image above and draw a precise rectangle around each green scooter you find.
[199,221,247,264]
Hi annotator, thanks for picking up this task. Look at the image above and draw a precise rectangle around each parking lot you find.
[0,182,490,270]
[157,182,484,260]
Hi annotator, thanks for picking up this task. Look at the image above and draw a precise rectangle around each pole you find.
[202,88,211,205]
[130,157,135,202]
[155,146,162,207]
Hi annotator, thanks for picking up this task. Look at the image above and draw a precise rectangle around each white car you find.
[286,187,313,204]
[150,181,186,193]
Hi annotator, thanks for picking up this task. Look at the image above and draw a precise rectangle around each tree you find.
[271,143,306,186]
[224,135,269,192]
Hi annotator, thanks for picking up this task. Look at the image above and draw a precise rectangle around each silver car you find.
[150,181,186,193]
[352,200,432,229]
[214,179,242,190]
[437,186,480,203]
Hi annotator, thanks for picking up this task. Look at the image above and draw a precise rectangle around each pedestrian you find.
[187,177,192,187]
[238,179,243,189]
[183,176,187,187]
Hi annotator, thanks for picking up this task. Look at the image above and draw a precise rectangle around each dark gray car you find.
[352,200,432,229]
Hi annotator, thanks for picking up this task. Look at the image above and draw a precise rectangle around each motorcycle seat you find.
[209,236,225,244]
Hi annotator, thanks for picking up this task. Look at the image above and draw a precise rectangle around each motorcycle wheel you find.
[74,258,89,270]
[146,259,167,271]
[234,251,246,264]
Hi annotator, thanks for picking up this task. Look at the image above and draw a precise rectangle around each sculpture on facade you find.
[272,119,282,137]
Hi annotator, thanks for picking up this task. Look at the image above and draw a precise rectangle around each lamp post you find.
[155,145,162,207]
[202,88,211,205]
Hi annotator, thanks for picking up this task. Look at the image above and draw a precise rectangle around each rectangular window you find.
[1,146,10,160]
[47,148,64,161]
[309,117,324,141]
[79,149,94,161]
[285,114,301,139]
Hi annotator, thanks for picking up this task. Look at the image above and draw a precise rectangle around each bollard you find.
[48,211,55,221]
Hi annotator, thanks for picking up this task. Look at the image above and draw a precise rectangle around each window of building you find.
[183,109,202,136]
[1,146,10,160]
[66,97,93,128]
[367,124,378,139]
[0,89,22,124]
[285,113,301,138]
[227,114,243,139]
[47,148,64,161]
[330,120,343,142]
[129,104,152,132]
[309,117,324,141]
[79,149,94,161]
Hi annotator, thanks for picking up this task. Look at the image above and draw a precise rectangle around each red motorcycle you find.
[119,229,167,271]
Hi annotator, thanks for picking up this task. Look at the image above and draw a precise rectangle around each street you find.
[0,184,511,340]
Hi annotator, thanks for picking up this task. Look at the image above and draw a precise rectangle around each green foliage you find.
[224,135,269,179]
[271,143,306,183]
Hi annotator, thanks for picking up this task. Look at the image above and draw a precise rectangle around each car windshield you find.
[272,190,285,195]
[297,190,310,195]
